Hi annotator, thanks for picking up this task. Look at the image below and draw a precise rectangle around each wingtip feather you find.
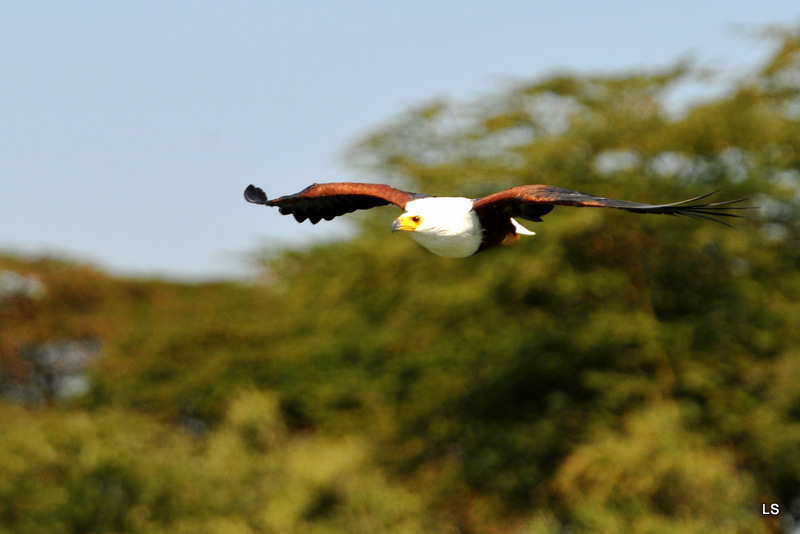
[244,184,269,204]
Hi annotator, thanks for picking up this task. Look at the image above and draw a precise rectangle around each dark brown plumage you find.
[244,183,426,224]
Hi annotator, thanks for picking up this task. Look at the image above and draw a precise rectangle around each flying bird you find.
[244,183,750,258]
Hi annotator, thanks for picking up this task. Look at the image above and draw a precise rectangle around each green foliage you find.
[0,393,437,534]
[4,26,800,533]
[555,402,766,534]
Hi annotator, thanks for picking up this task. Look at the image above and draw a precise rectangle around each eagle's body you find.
[244,182,751,257]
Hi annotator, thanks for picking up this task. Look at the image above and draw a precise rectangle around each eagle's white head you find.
[391,197,483,258]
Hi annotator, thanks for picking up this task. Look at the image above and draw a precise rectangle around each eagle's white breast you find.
[403,197,482,258]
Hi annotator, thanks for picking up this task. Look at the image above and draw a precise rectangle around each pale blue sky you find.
[2,2,798,279]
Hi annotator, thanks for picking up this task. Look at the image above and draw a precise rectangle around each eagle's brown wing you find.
[245,183,426,224]
[472,185,752,226]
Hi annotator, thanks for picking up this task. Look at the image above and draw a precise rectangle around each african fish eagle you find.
[244,183,750,258]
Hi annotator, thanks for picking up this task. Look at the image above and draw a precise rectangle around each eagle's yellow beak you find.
[391,214,422,232]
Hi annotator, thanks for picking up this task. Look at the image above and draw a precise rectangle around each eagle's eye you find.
[411,215,421,223]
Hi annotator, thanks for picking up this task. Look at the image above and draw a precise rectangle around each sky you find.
[2,1,799,280]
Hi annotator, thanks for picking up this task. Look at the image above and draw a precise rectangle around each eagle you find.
[244,183,750,258]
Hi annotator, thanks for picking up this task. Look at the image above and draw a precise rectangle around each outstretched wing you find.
[244,183,427,224]
[472,185,753,227]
